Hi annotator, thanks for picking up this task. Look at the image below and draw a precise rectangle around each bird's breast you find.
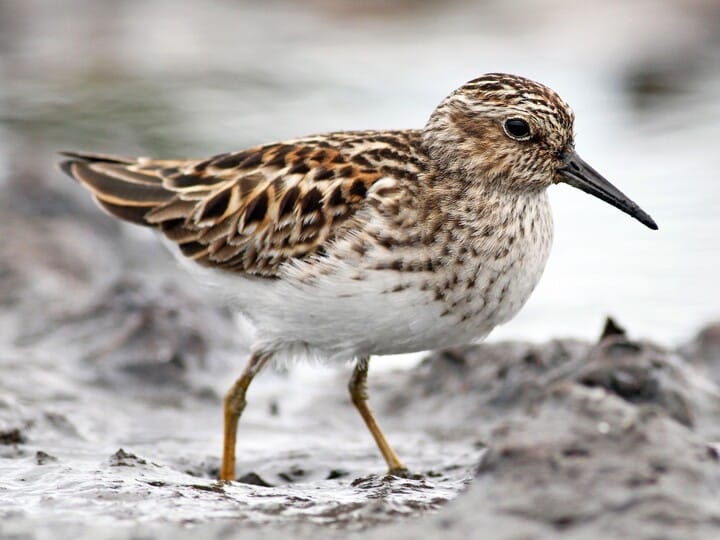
[221,191,554,360]
[422,190,554,343]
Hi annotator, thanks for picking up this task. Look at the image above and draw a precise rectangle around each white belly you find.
[170,191,553,363]
[182,205,552,363]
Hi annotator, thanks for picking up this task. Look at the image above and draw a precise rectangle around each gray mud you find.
[2,1,720,538]
[1,186,720,538]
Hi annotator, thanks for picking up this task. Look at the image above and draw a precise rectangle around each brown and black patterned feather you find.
[58,131,427,277]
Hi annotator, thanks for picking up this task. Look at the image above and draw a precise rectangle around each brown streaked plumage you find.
[60,130,425,277]
[59,73,657,482]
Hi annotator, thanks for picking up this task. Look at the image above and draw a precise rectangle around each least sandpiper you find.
[59,73,657,481]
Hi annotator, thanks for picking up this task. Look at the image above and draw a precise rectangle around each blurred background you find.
[1,0,719,345]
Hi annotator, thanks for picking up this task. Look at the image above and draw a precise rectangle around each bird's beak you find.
[557,151,658,230]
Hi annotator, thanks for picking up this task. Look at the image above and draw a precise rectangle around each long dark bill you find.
[558,151,658,230]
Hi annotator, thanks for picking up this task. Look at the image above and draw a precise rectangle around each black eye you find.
[503,118,531,140]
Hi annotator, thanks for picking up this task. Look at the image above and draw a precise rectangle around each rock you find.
[236,472,274,487]
[35,451,58,465]
[0,428,26,445]
[679,321,720,385]
[109,448,148,467]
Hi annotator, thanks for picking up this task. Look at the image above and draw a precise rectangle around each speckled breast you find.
[436,191,555,346]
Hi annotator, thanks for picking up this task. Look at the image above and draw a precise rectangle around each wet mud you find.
[1,184,719,539]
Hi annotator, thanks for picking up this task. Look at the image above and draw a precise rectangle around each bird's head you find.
[424,73,657,229]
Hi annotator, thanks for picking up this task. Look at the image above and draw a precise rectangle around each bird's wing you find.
[59,132,424,277]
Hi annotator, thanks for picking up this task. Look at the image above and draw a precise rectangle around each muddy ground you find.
[1,169,720,540]
[1,1,720,537]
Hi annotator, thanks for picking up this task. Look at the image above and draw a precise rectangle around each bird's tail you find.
[58,151,176,226]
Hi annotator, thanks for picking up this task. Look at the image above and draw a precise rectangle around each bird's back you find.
[59,129,427,278]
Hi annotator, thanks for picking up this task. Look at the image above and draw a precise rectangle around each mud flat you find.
[1,189,719,539]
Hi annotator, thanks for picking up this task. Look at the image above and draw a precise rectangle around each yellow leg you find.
[349,357,408,475]
[220,352,270,481]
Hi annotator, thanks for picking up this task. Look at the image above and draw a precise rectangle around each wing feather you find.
[58,131,425,277]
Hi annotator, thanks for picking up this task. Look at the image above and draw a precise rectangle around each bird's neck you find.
[415,165,552,258]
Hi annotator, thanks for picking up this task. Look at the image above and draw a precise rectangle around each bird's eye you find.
[503,118,532,140]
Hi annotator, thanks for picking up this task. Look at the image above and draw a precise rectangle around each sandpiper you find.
[59,73,657,481]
